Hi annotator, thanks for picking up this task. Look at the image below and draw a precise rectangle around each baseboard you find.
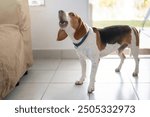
[33,49,78,59]
[33,49,150,59]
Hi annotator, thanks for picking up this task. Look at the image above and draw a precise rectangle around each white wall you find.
[29,0,90,50]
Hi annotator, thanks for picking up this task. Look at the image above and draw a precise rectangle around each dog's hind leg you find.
[115,44,127,72]
[75,56,86,85]
[115,52,126,72]
[130,27,139,77]
[131,46,139,77]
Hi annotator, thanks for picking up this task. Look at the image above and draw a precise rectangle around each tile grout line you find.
[40,59,63,100]
[129,78,140,100]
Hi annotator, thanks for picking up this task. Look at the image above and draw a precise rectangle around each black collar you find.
[73,30,90,48]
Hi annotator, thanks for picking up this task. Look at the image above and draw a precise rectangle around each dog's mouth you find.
[58,10,68,28]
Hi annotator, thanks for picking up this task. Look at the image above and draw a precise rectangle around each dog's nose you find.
[59,10,64,14]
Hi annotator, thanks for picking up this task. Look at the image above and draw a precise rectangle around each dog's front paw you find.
[88,85,95,93]
[115,68,120,72]
[75,80,83,85]
[132,72,138,77]
[75,77,85,85]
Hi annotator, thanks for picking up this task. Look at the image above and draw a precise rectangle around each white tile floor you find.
[5,57,150,100]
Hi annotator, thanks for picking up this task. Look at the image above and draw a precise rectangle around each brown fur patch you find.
[120,33,132,45]
[92,27,106,51]
[132,27,139,46]
[69,13,87,40]
[57,29,68,41]
[69,12,79,29]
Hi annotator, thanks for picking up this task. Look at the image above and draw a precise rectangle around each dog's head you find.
[57,10,87,41]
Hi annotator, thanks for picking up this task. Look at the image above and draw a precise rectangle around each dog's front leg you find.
[88,60,99,93]
[75,57,86,85]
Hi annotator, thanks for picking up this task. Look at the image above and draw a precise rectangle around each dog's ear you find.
[74,18,86,40]
[57,29,68,41]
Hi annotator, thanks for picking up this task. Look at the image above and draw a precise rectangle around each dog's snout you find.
[58,10,65,19]
[58,10,68,28]
[59,10,64,14]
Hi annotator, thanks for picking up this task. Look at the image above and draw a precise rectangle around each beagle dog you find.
[57,10,139,93]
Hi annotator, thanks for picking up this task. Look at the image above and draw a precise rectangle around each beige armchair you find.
[0,0,33,99]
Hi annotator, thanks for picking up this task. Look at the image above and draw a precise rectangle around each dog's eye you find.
[69,12,75,17]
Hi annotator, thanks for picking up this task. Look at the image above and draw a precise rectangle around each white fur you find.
[130,28,139,76]
[61,13,139,93]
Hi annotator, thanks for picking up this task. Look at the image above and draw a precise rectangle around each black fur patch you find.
[97,25,131,44]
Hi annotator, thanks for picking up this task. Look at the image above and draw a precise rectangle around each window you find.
[90,0,150,27]
[28,0,45,6]
[90,0,150,54]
